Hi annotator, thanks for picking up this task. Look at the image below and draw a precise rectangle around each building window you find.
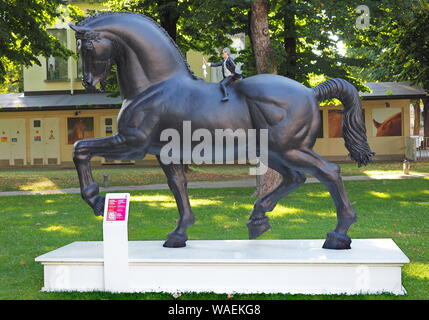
[46,29,68,80]
[67,117,94,144]
[372,108,402,137]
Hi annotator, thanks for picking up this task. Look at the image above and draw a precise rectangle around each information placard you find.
[104,194,129,222]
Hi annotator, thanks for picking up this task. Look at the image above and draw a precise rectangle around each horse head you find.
[69,24,115,92]
[69,12,198,99]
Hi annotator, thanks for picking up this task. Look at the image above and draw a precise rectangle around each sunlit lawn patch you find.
[0,166,251,192]
[339,161,429,176]
[0,161,428,192]
[0,178,427,300]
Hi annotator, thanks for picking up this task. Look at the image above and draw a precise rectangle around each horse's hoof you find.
[322,231,352,250]
[163,232,187,248]
[92,195,105,216]
[247,216,271,239]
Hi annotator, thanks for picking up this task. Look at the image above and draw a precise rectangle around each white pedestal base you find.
[35,239,409,295]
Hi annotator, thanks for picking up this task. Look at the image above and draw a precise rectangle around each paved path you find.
[0,172,427,197]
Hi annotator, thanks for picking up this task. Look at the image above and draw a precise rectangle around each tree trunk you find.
[423,97,429,137]
[158,0,179,41]
[249,0,276,74]
[283,0,297,80]
[249,0,282,198]
[412,99,421,136]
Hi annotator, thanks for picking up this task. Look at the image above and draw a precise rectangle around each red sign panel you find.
[105,198,128,221]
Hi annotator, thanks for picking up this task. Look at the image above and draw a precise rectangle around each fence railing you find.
[405,136,429,161]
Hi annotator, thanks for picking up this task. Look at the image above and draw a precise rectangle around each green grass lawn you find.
[0,165,251,192]
[0,178,428,300]
[0,161,428,192]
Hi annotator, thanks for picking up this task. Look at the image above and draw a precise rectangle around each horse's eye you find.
[76,39,81,51]
[83,41,94,51]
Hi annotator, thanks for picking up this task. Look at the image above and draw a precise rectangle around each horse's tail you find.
[312,78,375,167]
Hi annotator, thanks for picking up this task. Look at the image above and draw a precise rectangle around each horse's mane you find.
[77,11,200,80]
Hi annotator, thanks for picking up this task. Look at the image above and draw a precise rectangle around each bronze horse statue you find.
[70,12,374,250]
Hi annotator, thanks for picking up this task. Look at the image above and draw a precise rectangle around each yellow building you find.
[315,82,425,161]
[0,3,427,167]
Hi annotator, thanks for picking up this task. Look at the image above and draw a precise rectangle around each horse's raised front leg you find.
[248,164,307,239]
[157,156,195,248]
[73,134,139,216]
[282,148,356,249]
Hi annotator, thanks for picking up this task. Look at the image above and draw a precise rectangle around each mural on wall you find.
[328,110,343,138]
[328,109,365,138]
[372,108,402,137]
[68,117,94,144]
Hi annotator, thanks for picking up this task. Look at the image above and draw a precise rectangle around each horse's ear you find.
[69,24,90,34]
[372,119,381,128]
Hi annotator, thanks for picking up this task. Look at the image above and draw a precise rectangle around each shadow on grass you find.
[0,178,428,299]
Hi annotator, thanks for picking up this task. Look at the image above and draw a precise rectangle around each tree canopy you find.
[103,0,400,90]
[0,0,73,86]
[2,0,428,98]
[347,1,429,91]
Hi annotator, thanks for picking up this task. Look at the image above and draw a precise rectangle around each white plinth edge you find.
[35,239,409,295]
